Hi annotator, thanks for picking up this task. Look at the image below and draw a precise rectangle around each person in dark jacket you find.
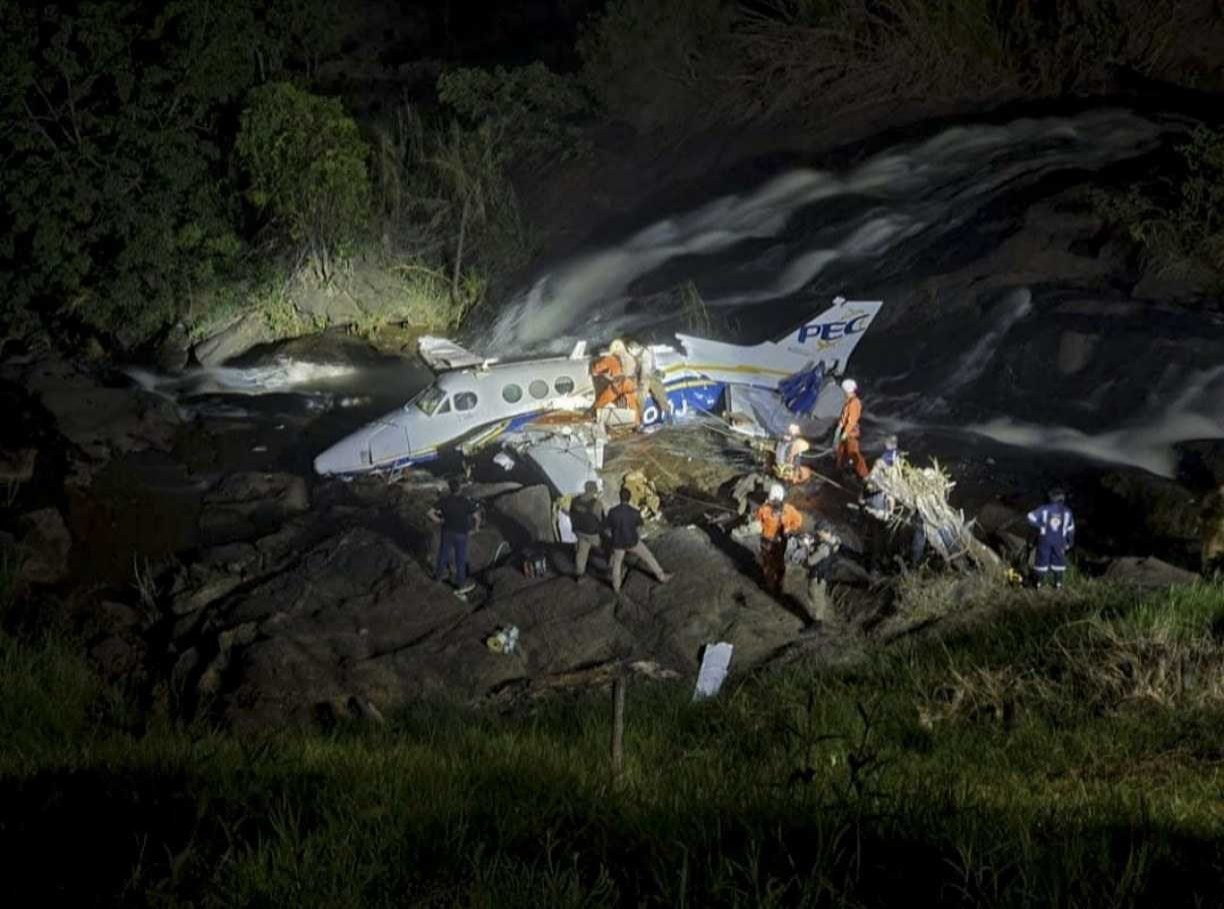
[428,476,481,593]
[803,523,842,623]
[567,480,607,581]
[1026,488,1075,589]
[605,487,671,593]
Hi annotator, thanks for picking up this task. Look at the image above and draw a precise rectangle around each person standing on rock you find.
[568,480,607,582]
[834,378,869,481]
[803,523,842,623]
[605,486,671,593]
[1026,488,1075,589]
[755,483,803,596]
[429,476,481,594]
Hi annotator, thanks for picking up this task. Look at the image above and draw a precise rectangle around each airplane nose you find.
[314,435,368,476]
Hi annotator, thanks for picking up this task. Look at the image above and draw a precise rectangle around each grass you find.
[2,578,1223,905]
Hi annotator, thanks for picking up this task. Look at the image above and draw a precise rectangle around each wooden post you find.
[611,675,626,788]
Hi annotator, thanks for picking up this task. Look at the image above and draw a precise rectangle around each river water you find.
[129,107,1224,485]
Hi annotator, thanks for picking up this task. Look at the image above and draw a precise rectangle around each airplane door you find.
[368,423,410,467]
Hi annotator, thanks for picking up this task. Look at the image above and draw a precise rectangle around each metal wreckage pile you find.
[863,455,1002,572]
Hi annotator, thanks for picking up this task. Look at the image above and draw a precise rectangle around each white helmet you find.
[768,483,785,502]
[841,378,858,395]
[787,423,801,436]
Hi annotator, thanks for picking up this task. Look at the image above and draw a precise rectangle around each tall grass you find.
[2,579,1223,905]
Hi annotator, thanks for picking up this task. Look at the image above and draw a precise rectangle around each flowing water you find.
[129,107,1224,480]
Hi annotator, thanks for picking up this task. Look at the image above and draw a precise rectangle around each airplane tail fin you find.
[770,296,884,374]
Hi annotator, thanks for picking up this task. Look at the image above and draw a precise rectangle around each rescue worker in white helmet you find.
[834,378,869,480]
[774,423,812,483]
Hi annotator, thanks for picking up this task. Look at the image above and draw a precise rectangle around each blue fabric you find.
[1035,537,1067,572]
[1026,502,1075,547]
[779,362,826,416]
[880,448,899,467]
[436,530,470,585]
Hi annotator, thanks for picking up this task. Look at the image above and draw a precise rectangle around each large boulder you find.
[198,472,309,545]
[0,448,36,484]
[16,356,180,487]
[1094,471,1201,566]
[489,485,556,545]
[1200,487,1224,576]
[176,523,815,727]
[15,508,72,585]
[1103,557,1201,588]
[192,314,276,367]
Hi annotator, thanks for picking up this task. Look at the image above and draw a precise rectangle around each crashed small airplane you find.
[313,297,883,493]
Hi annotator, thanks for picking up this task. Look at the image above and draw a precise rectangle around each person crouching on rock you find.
[756,483,803,596]
[568,480,607,583]
[1026,487,1075,589]
[605,486,671,593]
[428,476,481,594]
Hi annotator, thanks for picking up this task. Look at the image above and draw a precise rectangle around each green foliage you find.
[437,62,593,163]
[4,579,1224,903]
[1094,125,1224,288]
[235,82,371,283]
[0,1,260,345]
[576,0,737,132]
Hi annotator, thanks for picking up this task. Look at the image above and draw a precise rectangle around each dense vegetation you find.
[1,0,1219,357]
[3,572,1223,905]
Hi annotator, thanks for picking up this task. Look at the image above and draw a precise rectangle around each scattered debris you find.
[693,642,734,700]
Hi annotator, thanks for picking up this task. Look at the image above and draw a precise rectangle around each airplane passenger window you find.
[502,384,523,403]
[554,376,575,395]
[454,391,478,412]
[528,379,549,399]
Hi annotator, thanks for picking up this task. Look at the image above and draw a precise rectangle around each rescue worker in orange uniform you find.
[755,483,804,595]
[592,340,638,420]
[834,378,869,480]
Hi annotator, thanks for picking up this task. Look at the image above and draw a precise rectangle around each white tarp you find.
[693,642,734,701]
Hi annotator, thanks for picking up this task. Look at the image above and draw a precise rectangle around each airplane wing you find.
[417,336,495,372]
[498,424,608,496]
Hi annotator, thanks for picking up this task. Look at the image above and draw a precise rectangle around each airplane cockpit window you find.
[454,391,478,412]
[528,379,549,399]
[554,376,575,395]
[436,398,451,415]
[413,385,447,416]
[502,384,523,403]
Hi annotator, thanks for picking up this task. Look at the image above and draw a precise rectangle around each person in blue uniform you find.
[1026,488,1075,589]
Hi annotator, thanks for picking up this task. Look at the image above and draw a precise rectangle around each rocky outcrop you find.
[1103,557,1201,588]
[14,508,72,585]
[198,472,310,545]
[0,448,37,484]
[164,520,811,728]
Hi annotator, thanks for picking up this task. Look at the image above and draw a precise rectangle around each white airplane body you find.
[313,297,884,492]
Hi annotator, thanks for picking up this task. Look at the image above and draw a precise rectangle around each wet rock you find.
[1095,471,1201,565]
[490,485,556,545]
[1103,557,1200,588]
[183,523,814,727]
[192,313,275,367]
[16,508,72,585]
[1056,331,1099,375]
[90,634,146,681]
[20,356,180,486]
[199,472,309,545]
[0,447,36,484]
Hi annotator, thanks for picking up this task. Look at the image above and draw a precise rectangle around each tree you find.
[235,82,371,283]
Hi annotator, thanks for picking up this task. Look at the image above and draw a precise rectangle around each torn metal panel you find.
[508,425,607,496]
[417,336,496,372]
